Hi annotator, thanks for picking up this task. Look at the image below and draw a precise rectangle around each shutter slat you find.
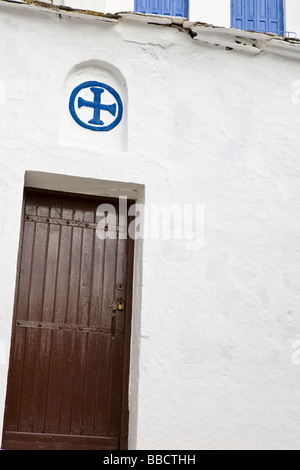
[150,0,161,15]
[172,0,188,17]
[134,0,148,14]
[162,0,172,16]
[231,0,244,30]
[268,0,284,34]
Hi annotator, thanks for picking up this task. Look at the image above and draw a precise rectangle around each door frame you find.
[2,187,136,450]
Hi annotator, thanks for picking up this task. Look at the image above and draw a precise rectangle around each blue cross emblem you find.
[78,87,117,126]
[69,81,123,132]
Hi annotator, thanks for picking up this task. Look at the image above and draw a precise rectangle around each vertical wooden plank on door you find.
[80,207,95,437]
[94,329,111,437]
[82,332,99,437]
[71,206,94,436]
[44,202,72,434]
[94,200,119,438]
[16,193,37,323]
[42,198,62,323]
[3,329,26,432]
[84,214,106,437]
[18,199,50,433]
[3,195,36,432]
[32,197,61,434]
[78,207,94,327]
[59,199,83,436]
[68,200,84,436]
[108,334,125,437]
[59,328,76,436]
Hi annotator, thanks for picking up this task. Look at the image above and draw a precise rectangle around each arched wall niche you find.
[59,60,128,152]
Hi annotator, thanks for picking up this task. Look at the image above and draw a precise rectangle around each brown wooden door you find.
[2,190,134,450]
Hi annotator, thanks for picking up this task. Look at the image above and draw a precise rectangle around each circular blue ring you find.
[69,81,123,132]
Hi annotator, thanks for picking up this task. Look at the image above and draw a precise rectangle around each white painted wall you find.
[60,0,106,10]
[106,0,133,12]
[1,2,300,450]
[190,0,230,26]
[285,0,300,36]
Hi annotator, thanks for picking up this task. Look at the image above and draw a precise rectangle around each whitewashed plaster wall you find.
[1,1,300,450]
[285,0,300,36]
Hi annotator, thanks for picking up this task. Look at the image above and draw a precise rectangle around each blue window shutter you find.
[246,0,256,31]
[172,0,189,18]
[231,0,284,35]
[268,0,284,35]
[135,0,148,14]
[257,0,267,33]
[135,0,188,18]
[150,0,161,15]
[162,0,172,16]
[231,0,245,31]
